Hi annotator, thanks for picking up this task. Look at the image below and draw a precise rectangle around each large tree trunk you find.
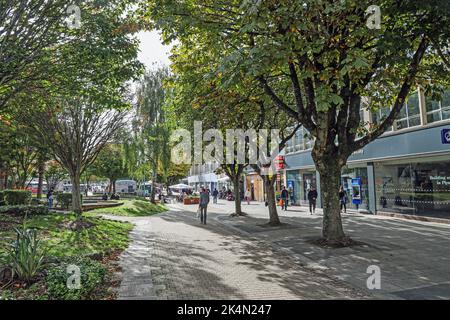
[264,175,280,226]
[70,172,83,218]
[232,175,243,215]
[150,169,157,203]
[316,162,347,244]
[37,161,45,199]
[0,170,5,190]
[112,179,116,194]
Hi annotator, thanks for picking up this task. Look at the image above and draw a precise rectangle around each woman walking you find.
[245,188,251,205]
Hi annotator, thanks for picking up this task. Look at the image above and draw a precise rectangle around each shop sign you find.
[275,156,285,170]
[430,175,450,186]
[442,129,450,144]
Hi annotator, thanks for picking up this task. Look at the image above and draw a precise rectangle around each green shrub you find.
[3,190,32,205]
[55,193,82,209]
[3,227,46,282]
[0,205,49,216]
[46,257,106,300]
[0,191,4,206]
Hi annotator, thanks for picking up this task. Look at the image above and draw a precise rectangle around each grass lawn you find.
[87,199,167,217]
[0,211,133,300]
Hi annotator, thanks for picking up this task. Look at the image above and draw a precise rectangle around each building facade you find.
[283,89,450,219]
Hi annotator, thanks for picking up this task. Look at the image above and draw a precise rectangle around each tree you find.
[166,35,298,223]
[0,0,67,109]
[4,0,144,217]
[148,0,450,244]
[135,67,172,203]
[44,160,68,191]
[91,144,128,194]
[25,99,125,217]
[165,163,190,186]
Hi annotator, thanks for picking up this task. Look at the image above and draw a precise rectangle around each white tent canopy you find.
[169,183,193,190]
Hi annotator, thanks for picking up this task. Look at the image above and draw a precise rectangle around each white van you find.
[115,180,137,194]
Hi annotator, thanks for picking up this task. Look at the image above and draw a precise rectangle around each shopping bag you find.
[196,207,201,219]
[278,199,284,206]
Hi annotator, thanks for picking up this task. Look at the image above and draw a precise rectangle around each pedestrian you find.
[307,187,318,214]
[212,188,218,204]
[339,186,348,213]
[199,187,210,225]
[245,188,251,205]
[280,186,289,210]
[47,188,54,209]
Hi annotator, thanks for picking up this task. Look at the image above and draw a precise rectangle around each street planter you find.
[183,197,199,205]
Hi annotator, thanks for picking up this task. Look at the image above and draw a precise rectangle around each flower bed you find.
[183,197,200,205]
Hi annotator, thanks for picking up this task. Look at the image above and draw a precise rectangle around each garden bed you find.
[183,197,200,205]
[0,211,133,300]
[87,199,167,217]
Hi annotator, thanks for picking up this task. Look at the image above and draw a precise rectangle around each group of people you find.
[306,185,349,214]
[102,193,120,200]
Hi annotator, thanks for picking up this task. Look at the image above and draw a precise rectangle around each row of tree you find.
[149,0,450,244]
[0,1,145,220]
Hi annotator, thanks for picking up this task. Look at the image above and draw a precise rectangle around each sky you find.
[136,30,173,70]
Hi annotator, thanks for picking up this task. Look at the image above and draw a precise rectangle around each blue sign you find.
[442,129,450,144]
[287,180,294,189]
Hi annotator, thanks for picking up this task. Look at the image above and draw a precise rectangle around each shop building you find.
[283,89,450,219]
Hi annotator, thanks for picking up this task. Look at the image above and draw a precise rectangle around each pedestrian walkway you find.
[201,200,450,299]
[109,210,368,300]
[110,199,450,300]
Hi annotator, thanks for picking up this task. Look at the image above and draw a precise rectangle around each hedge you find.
[3,190,32,205]
[0,205,49,216]
[46,257,106,300]
[55,193,83,209]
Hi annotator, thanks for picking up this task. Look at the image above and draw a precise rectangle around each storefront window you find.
[375,160,450,219]
[426,89,450,123]
[301,171,317,205]
[396,92,421,130]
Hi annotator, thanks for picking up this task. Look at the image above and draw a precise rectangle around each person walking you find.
[245,188,251,205]
[280,186,289,211]
[339,186,348,213]
[47,189,54,209]
[199,187,210,225]
[307,187,318,214]
[212,188,218,204]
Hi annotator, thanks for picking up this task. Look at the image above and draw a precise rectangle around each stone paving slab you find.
[106,199,450,300]
[110,210,370,300]
[189,200,450,299]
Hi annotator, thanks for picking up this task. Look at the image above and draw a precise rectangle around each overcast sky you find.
[136,30,173,70]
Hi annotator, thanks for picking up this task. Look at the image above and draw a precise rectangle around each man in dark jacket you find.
[199,188,210,224]
[280,186,289,210]
[307,187,318,214]
[212,188,218,204]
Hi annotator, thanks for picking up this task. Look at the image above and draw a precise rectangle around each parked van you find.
[115,180,137,194]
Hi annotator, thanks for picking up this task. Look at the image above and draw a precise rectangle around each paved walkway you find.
[110,200,450,300]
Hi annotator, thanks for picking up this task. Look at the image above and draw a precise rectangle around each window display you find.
[375,160,450,218]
